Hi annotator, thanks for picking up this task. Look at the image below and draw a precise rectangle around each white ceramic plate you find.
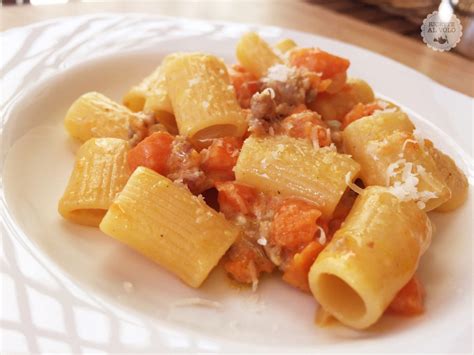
[1,14,473,353]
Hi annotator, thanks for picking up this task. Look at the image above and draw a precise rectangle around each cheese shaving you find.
[386,158,406,185]
[401,138,418,152]
[264,64,296,82]
[326,120,341,130]
[252,279,259,292]
[327,143,337,152]
[345,172,364,195]
[248,260,259,292]
[376,99,389,109]
[263,87,276,99]
[317,226,327,245]
[413,128,425,149]
[188,77,200,87]
[170,298,222,309]
[386,159,438,204]
[416,201,426,209]
[311,127,320,150]
[122,281,134,294]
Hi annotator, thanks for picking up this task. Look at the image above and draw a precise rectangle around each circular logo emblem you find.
[421,11,463,52]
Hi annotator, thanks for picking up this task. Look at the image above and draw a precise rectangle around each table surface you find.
[1,0,473,97]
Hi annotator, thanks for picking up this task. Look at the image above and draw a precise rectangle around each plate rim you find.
[1,13,473,353]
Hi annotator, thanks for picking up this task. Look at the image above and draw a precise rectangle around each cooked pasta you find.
[99,167,239,287]
[236,32,283,77]
[310,78,375,121]
[275,38,297,54]
[123,65,164,112]
[164,53,247,142]
[64,92,135,142]
[343,112,451,211]
[425,141,469,211]
[123,64,178,134]
[308,186,432,329]
[57,32,468,332]
[234,135,360,219]
[58,138,130,226]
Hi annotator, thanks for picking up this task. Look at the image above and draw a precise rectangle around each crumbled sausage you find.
[248,65,320,135]
[167,136,212,194]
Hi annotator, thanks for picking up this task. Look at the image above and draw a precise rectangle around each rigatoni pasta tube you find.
[424,140,468,212]
[309,186,432,330]
[343,110,414,142]
[65,92,134,142]
[343,113,450,211]
[164,53,247,141]
[58,138,130,227]
[310,78,374,121]
[123,64,172,113]
[275,38,297,54]
[99,167,240,288]
[236,32,283,78]
[234,135,360,219]
[123,64,178,134]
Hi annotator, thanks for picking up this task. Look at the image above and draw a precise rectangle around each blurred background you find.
[1,0,473,96]
[3,0,473,59]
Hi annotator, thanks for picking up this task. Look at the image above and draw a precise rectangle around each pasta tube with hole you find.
[65,92,135,141]
[343,112,450,211]
[308,186,432,329]
[58,138,130,227]
[236,32,283,77]
[310,78,374,121]
[99,167,240,288]
[234,135,360,219]
[164,53,247,142]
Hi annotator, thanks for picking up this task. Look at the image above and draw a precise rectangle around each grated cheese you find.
[345,172,364,195]
[257,237,267,246]
[376,99,389,109]
[272,144,286,159]
[341,251,356,261]
[317,226,327,245]
[170,297,222,309]
[122,281,134,294]
[188,77,200,87]
[416,201,426,209]
[252,279,259,292]
[412,128,425,149]
[373,106,398,115]
[327,143,337,152]
[311,127,320,150]
[401,138,418,152]
[264,64,296,82]
[248,260,259,292]
[386,158,406,185]
[386,159,438,204]
[326,120,341,130]
[262,87,276,99]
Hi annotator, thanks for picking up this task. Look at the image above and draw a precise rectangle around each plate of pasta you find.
[1,14,473,353]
